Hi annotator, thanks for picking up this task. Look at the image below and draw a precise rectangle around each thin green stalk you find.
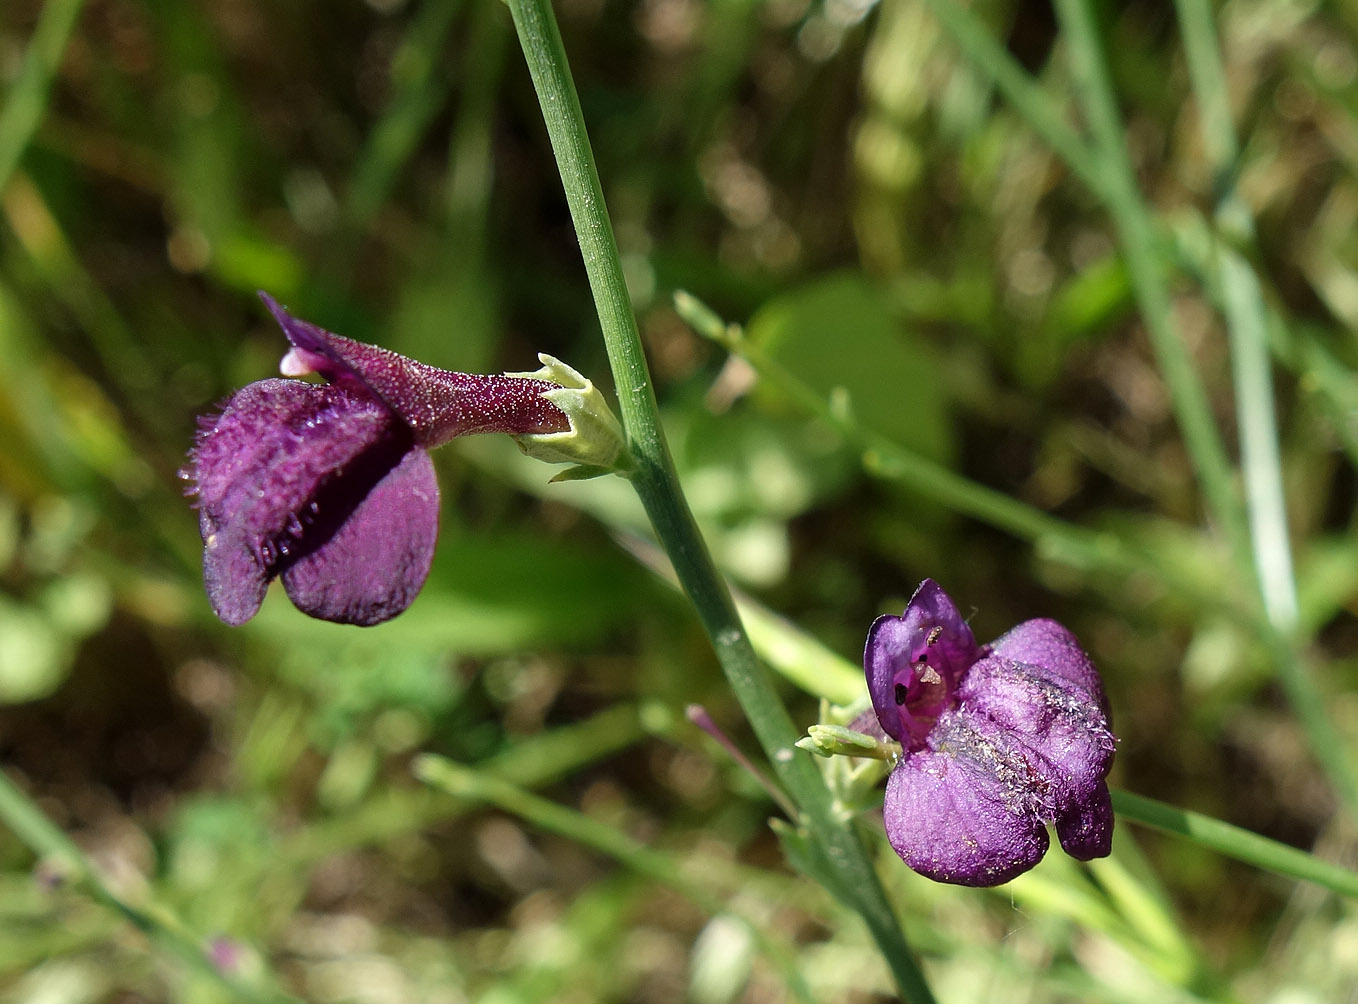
[1171,215,1358,468]
[1053,0,1248,566]
[924,0,1251,571]
[344,0,464,230]
[0,0,85,194]
[1173,0,1239,174]
[0,770,299,1004]
[1218,256,1306,617]
[925,0,1358,474]
[1173,0,1297,633]
[280,703,644,864]
[920,0,1109,200]
[1112,791,1358,899]
[1171,0,1355,810]
[502,2,933,999]
[415,755,817,1004]
[673,292,1239,622]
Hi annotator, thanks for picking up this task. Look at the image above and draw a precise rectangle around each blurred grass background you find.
[0,0,1356,1000]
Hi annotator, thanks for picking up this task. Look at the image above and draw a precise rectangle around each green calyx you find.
[796,724,900,761]
[508,354,631,477]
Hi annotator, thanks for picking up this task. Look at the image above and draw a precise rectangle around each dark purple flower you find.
[865,579,1115,886]
[184,293,569,627]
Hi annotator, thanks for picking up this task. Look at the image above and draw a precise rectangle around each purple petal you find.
[1055,781,1114,860]
[901,580,980,670]
[955,654,1115,805]
[186,379,402,626]
[257,293,377,395]
[865,579,980,746]
[989,617,1106,705]
[259,293,568,447]
[883,708,1049,886]
[280,448,439,625]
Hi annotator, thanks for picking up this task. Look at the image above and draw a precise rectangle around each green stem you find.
[924,0,1358,474]
[1172,0,1239,175]
[282,703,645,864]
[1173,0,1297,632]
[1219,256,1298,627]
[415,755,817,1004]
[1112,790,1358,899]
[0,769,298,1003]
[1053,0,1248,565]
[502,2,934,999]
[920,0,1109,200]
[0,0,85,194]
[674,292,1240,623]
[1170,0,1355,811]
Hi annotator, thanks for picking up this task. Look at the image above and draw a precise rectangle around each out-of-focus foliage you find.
[0,0,1355,1001]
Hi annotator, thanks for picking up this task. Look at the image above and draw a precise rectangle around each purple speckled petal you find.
[280,447,439,625]
[884,708,1049,886]
[259,293,568,448]
[989,617,1105,705]
[866,579,980,747]
[1055,781,1114,860]
[955,653,1115,805]
[187,379,400,626]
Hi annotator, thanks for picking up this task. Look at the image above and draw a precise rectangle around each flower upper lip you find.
[259,292,569,447]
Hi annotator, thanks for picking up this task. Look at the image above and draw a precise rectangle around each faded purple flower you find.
[865,579,1115,886]
[207,935,244,975]
[183,293,569,627]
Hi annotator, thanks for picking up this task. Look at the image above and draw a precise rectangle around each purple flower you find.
[184,293,569,627]
[207,935,244,975]
[864,579,1115,886]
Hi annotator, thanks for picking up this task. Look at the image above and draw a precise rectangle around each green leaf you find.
[0,597,68,703]
[747,272,953,465]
